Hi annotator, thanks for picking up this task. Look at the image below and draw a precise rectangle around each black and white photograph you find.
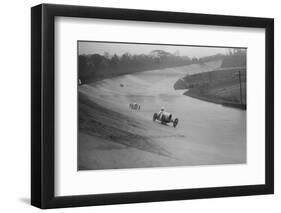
[29,2,274,209]
[78,41,247,170]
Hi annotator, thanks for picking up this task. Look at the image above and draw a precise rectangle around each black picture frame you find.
[31,3,274,209]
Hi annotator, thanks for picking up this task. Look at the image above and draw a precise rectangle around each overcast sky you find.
[78,41,231,58]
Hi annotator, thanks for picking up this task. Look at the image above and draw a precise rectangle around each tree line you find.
[78,50,193,83]
[78,48,247,83]
[190,49,246,67]
[221,49,246,68]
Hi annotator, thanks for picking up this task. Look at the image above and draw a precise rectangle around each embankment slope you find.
[174,67,246,109]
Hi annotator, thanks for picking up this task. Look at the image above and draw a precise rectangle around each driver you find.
[158,107,165,120]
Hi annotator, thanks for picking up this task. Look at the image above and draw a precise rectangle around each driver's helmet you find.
[161,107,165,111]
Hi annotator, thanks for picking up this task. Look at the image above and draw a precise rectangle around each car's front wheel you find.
[173,118,179,128]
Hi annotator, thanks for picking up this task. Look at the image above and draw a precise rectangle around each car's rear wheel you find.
[153,113,157,121]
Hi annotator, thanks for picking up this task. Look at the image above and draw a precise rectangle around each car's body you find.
[153,111,178,127]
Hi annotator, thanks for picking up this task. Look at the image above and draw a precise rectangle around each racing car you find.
[153,111,179,128]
